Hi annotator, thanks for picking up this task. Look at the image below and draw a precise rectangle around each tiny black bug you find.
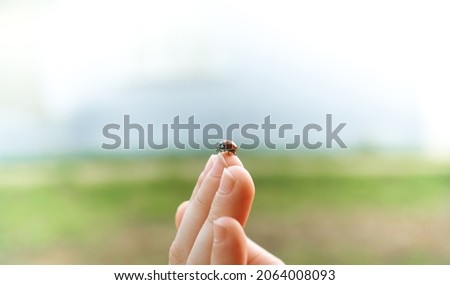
[216,139,238,155]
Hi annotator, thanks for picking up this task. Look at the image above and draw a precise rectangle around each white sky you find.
[1,0,450,157]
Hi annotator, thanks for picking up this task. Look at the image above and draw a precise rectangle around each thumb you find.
[211,217,247,265]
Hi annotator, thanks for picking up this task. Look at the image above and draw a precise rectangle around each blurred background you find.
[1,0,450,264]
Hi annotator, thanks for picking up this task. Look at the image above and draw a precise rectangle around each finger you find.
[191,154,243,200]
[179,206,284,264]
[221,152,244,168]
[179,207,284,264]
[211,217,247,265]
[247,238,285,265]
[187,166,255,264]
[169,154,242,264]
[175,156,214,232]
[175,201,189,229]
[190,155,215,200]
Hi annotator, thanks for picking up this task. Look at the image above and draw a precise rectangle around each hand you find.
[169,153,284,264]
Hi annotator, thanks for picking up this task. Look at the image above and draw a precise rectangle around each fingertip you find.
[219,152,244,167]
[226,166,254,192]
[204,154,216,173]
[210,165,255,227]
[175,201,189,229]
[213,217,228,244]
[210,153,228,177]
[211,217,247,265]
[213,216,242,234]
[226,166,255,216]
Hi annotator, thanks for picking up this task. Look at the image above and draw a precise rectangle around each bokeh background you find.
[1,0,450,264]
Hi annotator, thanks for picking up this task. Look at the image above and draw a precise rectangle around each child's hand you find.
[169,154,283,265]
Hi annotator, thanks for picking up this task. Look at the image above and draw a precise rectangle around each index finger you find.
[169,153,243,264]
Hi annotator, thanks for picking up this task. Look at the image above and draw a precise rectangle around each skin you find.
[169,153,284,265]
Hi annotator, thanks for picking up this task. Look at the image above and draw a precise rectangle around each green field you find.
[0,153,449,264]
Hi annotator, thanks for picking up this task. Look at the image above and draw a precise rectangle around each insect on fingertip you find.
[215,139,238,156]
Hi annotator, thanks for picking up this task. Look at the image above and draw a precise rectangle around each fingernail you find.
[213,219,227,243]
[218,168,235,194]
[210,154,227,177]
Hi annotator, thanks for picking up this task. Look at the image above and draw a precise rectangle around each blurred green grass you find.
[0,153,449,264]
